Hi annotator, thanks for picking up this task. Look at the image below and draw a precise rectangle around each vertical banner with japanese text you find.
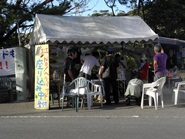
[0,48,15,76]
[34,44,49,110]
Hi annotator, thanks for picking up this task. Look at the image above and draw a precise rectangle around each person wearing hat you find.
[98,47,119,105]
[139,55,149,83]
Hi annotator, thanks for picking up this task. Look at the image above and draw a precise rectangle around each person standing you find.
[63,47,78,106]
[120,56,127,76]
[117,54,127,81]
[64,47,78,83]
[79,51,100,80]
[153,44,167,81]
[139,55,149,83]
[98,48,119,105]
[73,48,82,78]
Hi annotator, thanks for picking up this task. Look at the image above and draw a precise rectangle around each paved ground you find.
[2,85,185,139]
[1,85,185,117]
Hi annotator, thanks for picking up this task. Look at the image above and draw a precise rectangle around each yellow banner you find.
[34,44,49,110]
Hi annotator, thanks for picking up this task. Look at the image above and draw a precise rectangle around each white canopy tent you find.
[27,14,159,99]
[30,14,158,46]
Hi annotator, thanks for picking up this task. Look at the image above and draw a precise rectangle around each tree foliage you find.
[144,0,185,39]
[103,0,147,16]
[1,0,185,48]
[103,0,185,40]
[0,0,91,48]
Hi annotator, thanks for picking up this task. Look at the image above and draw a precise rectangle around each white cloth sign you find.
[0,48,15,76]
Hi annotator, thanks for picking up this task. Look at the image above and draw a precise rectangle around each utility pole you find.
[16,19,22,47]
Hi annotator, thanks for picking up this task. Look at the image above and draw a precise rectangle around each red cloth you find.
[140,61,149,80]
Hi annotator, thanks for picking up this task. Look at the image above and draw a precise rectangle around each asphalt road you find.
[0,87,185,139]
[1,116,185,139]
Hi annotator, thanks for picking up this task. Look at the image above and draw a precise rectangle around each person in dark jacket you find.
[98,48,119,105]
[64,47,78,106]
[64,47,78,83]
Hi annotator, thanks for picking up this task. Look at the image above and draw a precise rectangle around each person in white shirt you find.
[79,51,100,80]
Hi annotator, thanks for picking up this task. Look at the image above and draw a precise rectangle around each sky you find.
[81,0,131,16]
[53,0,131,16]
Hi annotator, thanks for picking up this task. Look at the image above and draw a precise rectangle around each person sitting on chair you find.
[124,75,143,106]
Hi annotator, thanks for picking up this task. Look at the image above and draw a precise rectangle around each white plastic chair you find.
[173,81,185,105]
[91,79,105,95]
[141,77,166,110]
[86,80,103,110]
[61,76,87,112]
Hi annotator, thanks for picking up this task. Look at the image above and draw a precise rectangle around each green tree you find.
[91,10,112,16]
[144,0,185,39]
[103,0,147,17]
[103,0,185,40]
[0,0,91,48]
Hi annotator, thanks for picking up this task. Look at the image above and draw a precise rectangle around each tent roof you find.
[159,36,185,46]
[30,14,158,46]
